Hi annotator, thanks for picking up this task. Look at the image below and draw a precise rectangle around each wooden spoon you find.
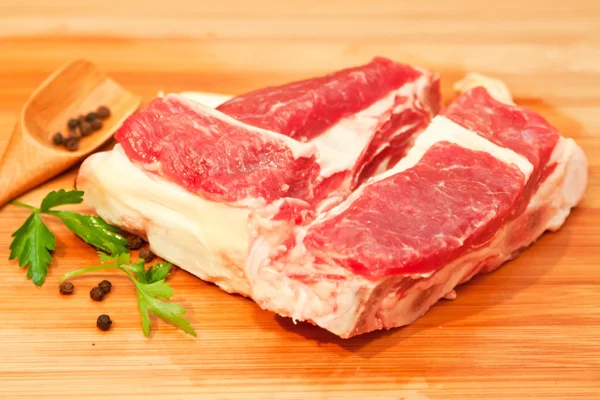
[0,59,141,208]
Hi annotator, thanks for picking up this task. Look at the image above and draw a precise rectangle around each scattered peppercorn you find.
[125,233,145,250]
[96,106,111,119]
[90,286,106,301]
[80,121,92,137]
[65,137,79,151]
[59,281,75,295]
[97,314,112,331]
[52,132,63,145]
[85,112,98,122]
[98,280,112,294]
[67,118,80,130]
[90,119,103,131]
[139,246,156,263]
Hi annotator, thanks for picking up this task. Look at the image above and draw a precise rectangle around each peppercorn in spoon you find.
[0,59,141,208]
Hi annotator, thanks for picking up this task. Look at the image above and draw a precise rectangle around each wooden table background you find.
[0,1,599,399]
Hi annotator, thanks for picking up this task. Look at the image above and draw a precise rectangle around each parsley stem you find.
[11,200,38,212]
[119,267,136,281]
[43,210,61,217]
[59,264,121,283]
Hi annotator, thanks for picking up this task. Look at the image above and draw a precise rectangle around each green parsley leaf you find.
[10,189,128,287]
[133,279,196,337]
[128,259,148,283]
[9,213,56,286]
[51,211,128,255]
[137,292,152,337]
[145,262,172,283]
[39,189,84,212]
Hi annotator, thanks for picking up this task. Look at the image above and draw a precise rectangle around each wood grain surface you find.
[0,1,599,399]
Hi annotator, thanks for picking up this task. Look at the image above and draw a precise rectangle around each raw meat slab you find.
[246,87,587,338]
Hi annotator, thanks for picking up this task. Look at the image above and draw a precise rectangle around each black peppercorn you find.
[97,314,112,331]
[125,233,145,250]
[80,121,92,137]
[67,118,80,130]
[85,112,98,122]
[59,281,75,295]
[139,246,156,263]
[98,280,112,294]
[96,106,111,119]
[52,132,63,145]
[65,137,79,151]
[90,119,103,131]
[90,286,106,301]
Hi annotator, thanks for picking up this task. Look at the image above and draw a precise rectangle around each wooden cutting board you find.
[0,2,599,398]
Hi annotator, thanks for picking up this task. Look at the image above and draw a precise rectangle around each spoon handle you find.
[0,124,75,208]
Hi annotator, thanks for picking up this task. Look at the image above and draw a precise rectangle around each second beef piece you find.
[246,85,587,338]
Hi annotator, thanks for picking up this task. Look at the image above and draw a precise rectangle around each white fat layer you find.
[386,115,534,181]
[247,135,587,338]
[77,145,252,296]
[314,73,431,177]
[180,91,233,108]
[535,137,588,231]
[168,93,317,161]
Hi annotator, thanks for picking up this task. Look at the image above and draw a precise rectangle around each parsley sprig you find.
[9,189,195,337]
[60,253,196,337]
[10,189,128,286]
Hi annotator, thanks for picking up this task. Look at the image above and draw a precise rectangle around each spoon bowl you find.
[0,59,141,208]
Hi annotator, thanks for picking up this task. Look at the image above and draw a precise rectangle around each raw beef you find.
[246,86,588,338]
[115,95,320,205]
[77,64,587,338]
[78,59,441,297]
[217,57,438,141]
